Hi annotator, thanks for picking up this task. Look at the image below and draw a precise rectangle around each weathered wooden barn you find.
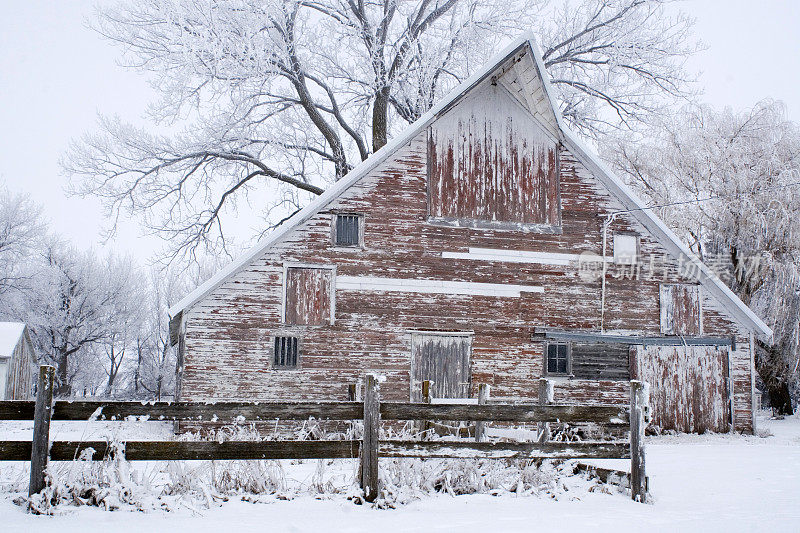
[0,322,34,400]
[169,35,772,434]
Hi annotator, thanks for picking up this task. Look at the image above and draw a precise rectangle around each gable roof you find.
[0,322,27,358]
[169,32,772,343]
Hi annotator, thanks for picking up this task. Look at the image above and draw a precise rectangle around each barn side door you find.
[635,345,731,433]
[410,333,472,402]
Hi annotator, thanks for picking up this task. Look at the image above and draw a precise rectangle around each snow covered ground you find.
[1,412,799,532]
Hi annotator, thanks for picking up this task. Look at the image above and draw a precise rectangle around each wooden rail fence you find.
[0,366,650,504]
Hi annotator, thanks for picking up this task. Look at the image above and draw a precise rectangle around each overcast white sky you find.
[1,0,799,260]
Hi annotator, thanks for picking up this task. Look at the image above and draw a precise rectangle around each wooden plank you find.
[574,463,648,492]
[0,401,34,420]
[0,401,364,422]
[475,384,489,442]
[381,403,629,424]
[630,380,649,502]
[538,378,553,443]
[379,440,630,460]
[29,366,54,497]
[533,329,732,346]
[360,374,380,503]
[0,440,361,461]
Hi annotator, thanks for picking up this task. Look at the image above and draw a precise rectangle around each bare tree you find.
[64,0,697,262]
[21,241,144,397]
[611,100,800,414]
[0,185,45,300]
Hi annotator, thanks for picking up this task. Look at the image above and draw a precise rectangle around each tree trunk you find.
[767,381,794,416]
[55,350,71,398]
[755,341,795,416]
[372,86,390,152]
[134,343,142,395]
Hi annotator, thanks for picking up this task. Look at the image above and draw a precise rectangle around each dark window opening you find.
[273,336,299,368]
[335,214,361,247]
[546,343,569,375]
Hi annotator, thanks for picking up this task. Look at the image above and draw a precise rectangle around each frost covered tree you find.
[0,186,45,300]
[131,266,190,400]
[20,241,144,397]
[611,100,800,414]
[64,0,697,262]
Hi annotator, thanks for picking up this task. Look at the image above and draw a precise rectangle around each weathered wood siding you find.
[570,344,630,381]
[180,78,756,433]
[3,328,34,400]
[428,85,559,226]
[635,345,730,433]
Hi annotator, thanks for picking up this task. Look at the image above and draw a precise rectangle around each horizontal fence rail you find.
[0,440,362,462]
[1,366,650,506]
[379,441,631,460]
[0,401,627,424]
[381,403,629,424]
[0,440,630,462]
[0,400,364,422]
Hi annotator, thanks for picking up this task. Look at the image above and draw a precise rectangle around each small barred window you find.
[334,214,361,247]
[273,336,299,369]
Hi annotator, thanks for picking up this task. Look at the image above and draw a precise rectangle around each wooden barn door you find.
[410,333,472,402]
[635,345,731,433]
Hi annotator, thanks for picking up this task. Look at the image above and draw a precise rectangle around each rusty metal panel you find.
[411,334,472,401]
[660,284,701,335]
[428,86,559,226]
[285,267,333,326]
[636,345,729,433]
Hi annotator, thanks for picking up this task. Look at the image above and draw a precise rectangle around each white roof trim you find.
[169,33,773,342]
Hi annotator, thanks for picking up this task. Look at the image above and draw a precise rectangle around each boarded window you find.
[545,343,570,375]
[285,267,334,325]
[334,214,361,247]
[571,343,630,381]
[660,284,701,335]
[427,87,560,226]
[273,336,299,368]
[411,334,472,401]
[613,234,638,264]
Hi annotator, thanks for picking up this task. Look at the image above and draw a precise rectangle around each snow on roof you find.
[0,322,26,358]
[168,32,773,343]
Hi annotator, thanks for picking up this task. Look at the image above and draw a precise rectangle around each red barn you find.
[169,35,771,434]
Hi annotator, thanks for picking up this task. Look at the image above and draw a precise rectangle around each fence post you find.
[29,365,54,499]
[474,384,490,442]
[630,380,649,503]
[361,374,380,503]
[538,378,553,443]
[420,380,431,438]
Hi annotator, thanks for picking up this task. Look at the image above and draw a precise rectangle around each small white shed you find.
[0,322,35,400]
